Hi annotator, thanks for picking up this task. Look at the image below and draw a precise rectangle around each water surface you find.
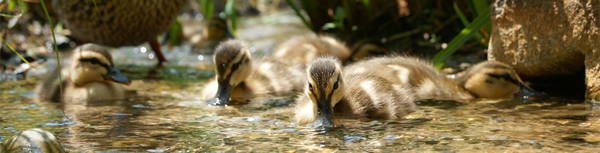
[2,10,600,152]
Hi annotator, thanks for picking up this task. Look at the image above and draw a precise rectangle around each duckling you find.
[271,34,389,65]
[345,56,474,100]
[295,56,417,127]
[189,17,235,52]
[2,128,66,153]
[345,56,542,100]
[348,39,389,62]
[34,44,131,102]
[200,39,305,105]
[456,61,543,99]
[52,0,187,66]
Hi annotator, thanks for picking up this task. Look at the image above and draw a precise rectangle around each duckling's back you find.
[235,58,306,97]
[345,56,474,100]
[334,72,417,120]
[271,34,351,64]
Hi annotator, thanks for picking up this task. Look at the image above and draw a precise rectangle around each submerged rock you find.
[1,128,66,153]
[488,0,600,100]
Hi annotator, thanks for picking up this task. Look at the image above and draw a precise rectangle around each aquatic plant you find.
[432,0,491,69]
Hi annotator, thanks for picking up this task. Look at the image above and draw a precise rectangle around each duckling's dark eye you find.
[333,81,339,90]
[502,73,511,80]
[231,62,241,71]
[89,58,99,65]
[368,50,386,55]
[308,83,314,92]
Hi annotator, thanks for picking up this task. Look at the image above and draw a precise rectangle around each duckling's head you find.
[458,61,542,99]
[349,40,389,62]
[70,44,130,86]
[213,39,252,105]
[305,56,345,127]
[204,17,235,39]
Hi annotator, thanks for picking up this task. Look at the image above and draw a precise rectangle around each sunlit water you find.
[3,10,600,152]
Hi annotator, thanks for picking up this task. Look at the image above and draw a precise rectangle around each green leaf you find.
[470,0,492,36]
[225,0,237,37]
[333,6,345,20]
[431,8,491,69]
[199,0,213,19]
[284,0,314,32]
[0,37,30,66]
[8,0,15,11]
[322,22,336,30]
[40,0,65,114]
[453,2,484,44]
[169,18,181,45]
[16,0,27,13]
[361,0,371,14]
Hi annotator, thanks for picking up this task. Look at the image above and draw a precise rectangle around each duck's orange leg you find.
[149,39,167,67]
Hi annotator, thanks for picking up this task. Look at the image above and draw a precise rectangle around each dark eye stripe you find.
[79,58,109,67]
[225,53,246,79]
[368,50,386,55]
[487,73,520,85]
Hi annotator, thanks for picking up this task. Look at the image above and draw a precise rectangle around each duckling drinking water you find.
[295,56,417,127]
[456,61,543,99]
[200,39,305,105]
[271,34,389,65]
[34,44,130,102]
[345,56,542,100]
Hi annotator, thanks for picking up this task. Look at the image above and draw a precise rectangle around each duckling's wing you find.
[334,73,417,120]
[345,56,473,100]
[242,58,306,97]
[34,63,71,102]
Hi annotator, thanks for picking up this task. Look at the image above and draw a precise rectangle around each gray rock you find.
[2,128,66,153]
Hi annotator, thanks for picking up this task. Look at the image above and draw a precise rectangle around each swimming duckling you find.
[348,39,389,62]
[345,56,541,100]
[271,34,389,65]
[345,56,473,100]
[34,44,131,102]
[200,39,305,105]
[456,61,543,99]
[189,17,235,52]
[295,56,417,127]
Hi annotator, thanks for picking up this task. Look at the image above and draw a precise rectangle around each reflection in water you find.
[4,10,600,152]
[3,74,600,151]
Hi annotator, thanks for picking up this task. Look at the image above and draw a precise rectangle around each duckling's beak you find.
[515,83,545,99]
[214,80,232,105]
[318,101,334,128]
[103,66,131,85]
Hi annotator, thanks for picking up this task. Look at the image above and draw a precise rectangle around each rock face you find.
[488,0,600,100]
[1,128,66,153]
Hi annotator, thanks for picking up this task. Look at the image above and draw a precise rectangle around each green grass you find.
[284,0,315,32]
[199,0,213,19]
[0,38,30,65]
[225,0,237,37]
[431,7,490,69]
[39,0,65,116]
